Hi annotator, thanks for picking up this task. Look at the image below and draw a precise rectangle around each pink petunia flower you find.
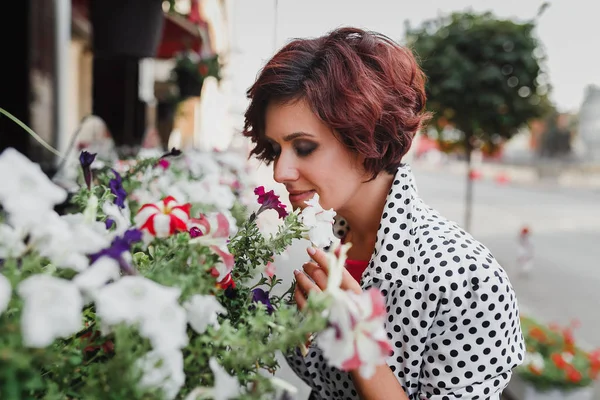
[315,242,393,379]
[254,186,288,219]
[265,262,276,281]
[188,213,235,289]
[156,159,170,170]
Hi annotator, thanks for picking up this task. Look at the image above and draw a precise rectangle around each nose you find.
[273,152,299,184]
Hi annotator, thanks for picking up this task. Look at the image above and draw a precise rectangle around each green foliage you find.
[228,211,305,285]
[173,54,222,87]
[406,11,552,150]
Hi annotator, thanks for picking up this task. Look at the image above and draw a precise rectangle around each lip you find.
[288,190,316,204]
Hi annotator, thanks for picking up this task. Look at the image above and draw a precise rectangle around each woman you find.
[243,27,524,400]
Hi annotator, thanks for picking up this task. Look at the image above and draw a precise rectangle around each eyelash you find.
[267,143,317,160]
[295,143,317,157]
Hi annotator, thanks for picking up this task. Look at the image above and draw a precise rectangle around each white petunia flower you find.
[137,349,185,400]
[140,300,189,351]
[0,274,12,316]
[95,276,178,325]
[17,275,83,348]
[562,352,575,365]
[0,224,27,259]
[214,151,246,173]
[183,358,241,400]
[0,148,67,218]
[102,201,132,237]
[210,358,241,400]
[299,193,337,248]
[524,352,545,373]
[94,276,188,350]
[178,179,235,211]
[184,294,227,334]
[73,257,121,302]
[186,150,221,179]
[30,211,110,271]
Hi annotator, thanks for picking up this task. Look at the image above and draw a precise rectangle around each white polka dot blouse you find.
[286,164,525,400]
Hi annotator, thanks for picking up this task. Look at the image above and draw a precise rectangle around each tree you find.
[405,9,551,230]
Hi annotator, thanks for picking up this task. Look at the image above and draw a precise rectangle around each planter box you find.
[505,373,593,400]
[90,0,165,58]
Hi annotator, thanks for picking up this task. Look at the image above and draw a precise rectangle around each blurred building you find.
[0,0,230,175]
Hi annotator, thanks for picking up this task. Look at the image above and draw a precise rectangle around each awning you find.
[156,12,205,59]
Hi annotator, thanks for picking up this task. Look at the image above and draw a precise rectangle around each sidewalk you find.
[413,159,600,190]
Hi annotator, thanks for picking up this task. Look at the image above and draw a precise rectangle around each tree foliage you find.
[405,11,552,150]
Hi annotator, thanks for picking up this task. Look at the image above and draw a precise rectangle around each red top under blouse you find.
[345,258,369,283]
[341,233,369,282]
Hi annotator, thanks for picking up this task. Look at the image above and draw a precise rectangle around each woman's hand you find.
[293,246,362,310]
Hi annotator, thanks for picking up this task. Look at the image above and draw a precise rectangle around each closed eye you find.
[294,141,318,157]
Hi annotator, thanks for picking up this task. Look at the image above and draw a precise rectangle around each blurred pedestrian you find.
[517,226,534,275]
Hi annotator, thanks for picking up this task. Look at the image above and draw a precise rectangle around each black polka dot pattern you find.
[285,165,525,399]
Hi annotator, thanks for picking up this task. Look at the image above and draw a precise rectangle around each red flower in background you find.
[529,326,547,343]
[589,349,600,379]
[80,330,114,355]
[566,365,582,383]
[551,353,568,370]
[528,364,543,376]
[563,327,576,354]
[199,64,209,77]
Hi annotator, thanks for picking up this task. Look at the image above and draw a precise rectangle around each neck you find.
[338,172,394,244]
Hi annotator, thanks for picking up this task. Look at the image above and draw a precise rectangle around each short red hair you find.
[243,27,430,177]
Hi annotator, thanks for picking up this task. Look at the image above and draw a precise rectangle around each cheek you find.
[317,173,361,210]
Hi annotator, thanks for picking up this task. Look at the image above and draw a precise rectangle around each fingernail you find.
[294,269,301,276]
[307,247,316,255]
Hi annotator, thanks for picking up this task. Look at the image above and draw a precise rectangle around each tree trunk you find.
[464,132,474,232]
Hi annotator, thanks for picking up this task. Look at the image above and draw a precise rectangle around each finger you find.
[294,269,320,296]
[303,262,329,291]
[340,268,363,294]
[308,247,362,294]
[306,247,330,273]
[294,286,307,310]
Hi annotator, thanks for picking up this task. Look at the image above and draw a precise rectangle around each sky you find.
[229,0,598,114]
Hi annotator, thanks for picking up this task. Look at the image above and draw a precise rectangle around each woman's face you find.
[264,99,367,211]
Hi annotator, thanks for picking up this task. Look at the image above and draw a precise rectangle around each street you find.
[256,161,600,399]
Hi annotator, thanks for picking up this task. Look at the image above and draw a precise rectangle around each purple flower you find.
[89,229,142,275]
[254,186,288,219]
[251,288,274,314]
[105,218,115,230]
[224,286,237,299]
[189,227,203,238]
[79,151,96,190]
[109,169,127,209]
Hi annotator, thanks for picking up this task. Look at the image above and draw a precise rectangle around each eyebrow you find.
[282,131,313,142]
